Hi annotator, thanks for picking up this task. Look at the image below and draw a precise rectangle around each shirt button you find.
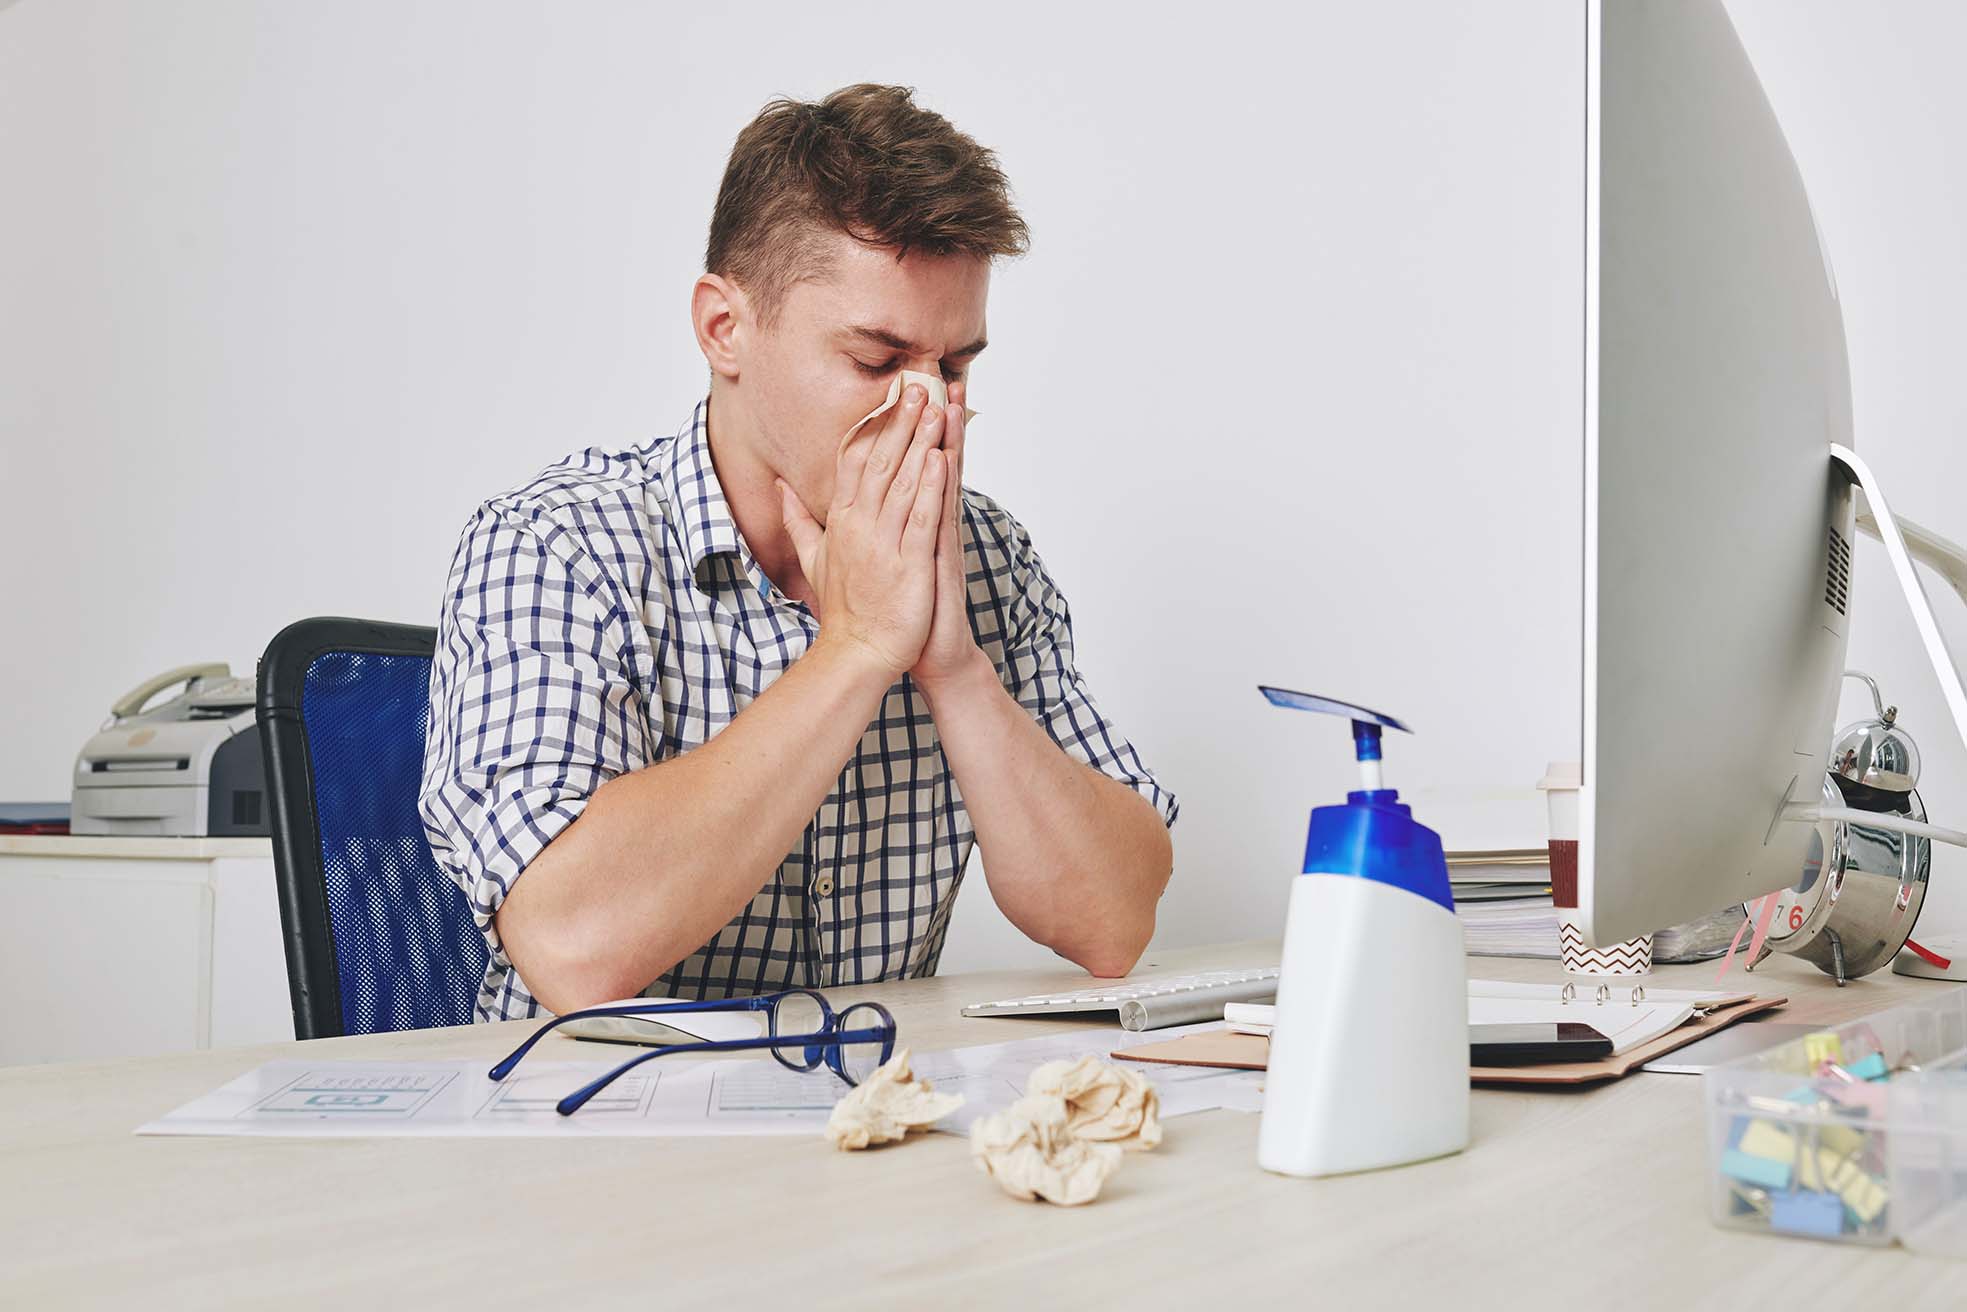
[814,874,835,897]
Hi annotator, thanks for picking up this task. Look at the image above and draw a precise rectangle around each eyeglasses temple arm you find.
[487,997,780,1081]
[553,1028,894,1115]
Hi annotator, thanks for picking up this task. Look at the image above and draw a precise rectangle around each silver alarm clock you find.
[1749,672,1930,985]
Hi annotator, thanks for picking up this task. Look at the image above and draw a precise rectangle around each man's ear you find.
[692,273,748,381]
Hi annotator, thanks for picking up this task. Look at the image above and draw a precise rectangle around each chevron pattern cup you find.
[1541,760,1654,977]
[1556,916,1654,975]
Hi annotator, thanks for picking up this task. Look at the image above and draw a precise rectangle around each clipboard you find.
[1109,992,1789,1086]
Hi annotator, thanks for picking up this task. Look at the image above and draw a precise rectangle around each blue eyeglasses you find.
[487,989,898,1115]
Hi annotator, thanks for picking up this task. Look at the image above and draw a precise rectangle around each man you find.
[420,83,1177,1021]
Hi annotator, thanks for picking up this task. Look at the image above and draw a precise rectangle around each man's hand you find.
[911,378,985,692]
[779,383,947,677]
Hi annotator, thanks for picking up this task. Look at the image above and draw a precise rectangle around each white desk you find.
[1,940,1960,1306]
[0,835,291,1064]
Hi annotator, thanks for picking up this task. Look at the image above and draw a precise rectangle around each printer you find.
[72,663,270,837]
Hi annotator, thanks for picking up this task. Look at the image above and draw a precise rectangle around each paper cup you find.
[1538,761,1652,976]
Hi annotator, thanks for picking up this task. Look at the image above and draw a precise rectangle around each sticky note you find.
[1770,1189,1846,1238]
[1744,1104,1865,1157]
[1738,1119,1798,1163]
[1847,1052,1889,1082]
[1721,1148,1792,1191]
[1804,1032,1843,1066]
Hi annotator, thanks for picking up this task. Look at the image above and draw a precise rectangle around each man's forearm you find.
[919,652,1173,977]
[495,635,894,1012]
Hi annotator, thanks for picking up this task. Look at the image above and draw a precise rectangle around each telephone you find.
[71,662,269,838]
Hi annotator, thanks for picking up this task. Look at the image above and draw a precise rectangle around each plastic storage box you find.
[1704,986,1967,1257]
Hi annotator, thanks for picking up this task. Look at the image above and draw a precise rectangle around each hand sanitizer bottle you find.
[1255,687,1468,1177]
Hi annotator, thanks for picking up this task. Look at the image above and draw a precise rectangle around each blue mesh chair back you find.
[259,618,488,1037]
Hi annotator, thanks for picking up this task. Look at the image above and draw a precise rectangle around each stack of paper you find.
[1448,850,1557,958]
[1653,904,1749,963]
[1457,900,1559,958]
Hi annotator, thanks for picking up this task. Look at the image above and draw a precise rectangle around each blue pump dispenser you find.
[1255,684,1470,1177]
[1257,684,1454,911]
[1301,791,1454,913]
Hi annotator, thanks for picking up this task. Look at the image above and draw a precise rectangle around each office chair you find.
[257,617,487,1038]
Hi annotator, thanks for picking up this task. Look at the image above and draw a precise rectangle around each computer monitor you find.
[1578,0,1857,945]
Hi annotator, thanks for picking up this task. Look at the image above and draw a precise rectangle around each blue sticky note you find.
[1721,1149,1792,1191]
[1771,1189,1846,1238]
[1847,1053,1889,1082]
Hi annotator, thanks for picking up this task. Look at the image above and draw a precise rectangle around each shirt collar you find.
[662,399,744,585]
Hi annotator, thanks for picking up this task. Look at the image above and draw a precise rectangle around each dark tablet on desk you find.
[1469,1022,1613,1066]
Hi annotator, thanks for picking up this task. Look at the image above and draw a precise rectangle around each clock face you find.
[1763,827,1828,945]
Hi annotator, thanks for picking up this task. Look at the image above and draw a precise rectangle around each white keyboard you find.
[961,966,1281,1031]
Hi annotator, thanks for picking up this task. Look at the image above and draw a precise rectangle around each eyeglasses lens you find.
[834,1004,892,1085]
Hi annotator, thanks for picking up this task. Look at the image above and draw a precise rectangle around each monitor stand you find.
[1735,448,1967,986]
[1830,444,1967,763]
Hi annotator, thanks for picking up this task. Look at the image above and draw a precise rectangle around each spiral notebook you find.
[1465,979,1751,1055]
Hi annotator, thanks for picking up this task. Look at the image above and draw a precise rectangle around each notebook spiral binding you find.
[1559,981,1649,1007]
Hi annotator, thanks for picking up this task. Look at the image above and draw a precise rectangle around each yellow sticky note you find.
[1774,1113,1867,1160]
[1739,1120,1797,1163]
[1804,1031,1843,1066]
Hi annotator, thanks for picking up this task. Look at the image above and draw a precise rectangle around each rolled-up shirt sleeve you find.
[981,505,1179,829]
[419,505,655,970]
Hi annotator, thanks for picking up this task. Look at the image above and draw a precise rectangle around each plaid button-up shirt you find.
[419,399,1178,1020]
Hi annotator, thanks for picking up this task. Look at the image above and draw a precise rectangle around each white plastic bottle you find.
[1254,687,1469,1177]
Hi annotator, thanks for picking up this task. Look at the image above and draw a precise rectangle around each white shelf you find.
[0,834,274,861]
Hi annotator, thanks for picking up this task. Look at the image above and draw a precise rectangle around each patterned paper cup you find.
[1539,761,1652,977]
[1555,907,1653,975]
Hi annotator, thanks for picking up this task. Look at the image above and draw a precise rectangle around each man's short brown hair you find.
[706,83,1030,325]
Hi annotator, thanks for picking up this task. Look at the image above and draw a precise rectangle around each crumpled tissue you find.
[970,1058,1165,1205]
[825,1047,965,1151]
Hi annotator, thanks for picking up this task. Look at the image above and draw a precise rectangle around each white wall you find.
[1,0,1961,976]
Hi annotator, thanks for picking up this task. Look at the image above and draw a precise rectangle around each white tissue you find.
[841,369,976,448]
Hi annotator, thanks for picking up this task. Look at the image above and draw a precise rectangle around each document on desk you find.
[136,1022,1264,1139]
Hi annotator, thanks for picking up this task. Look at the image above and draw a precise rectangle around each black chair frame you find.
[257,616,439,1039]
